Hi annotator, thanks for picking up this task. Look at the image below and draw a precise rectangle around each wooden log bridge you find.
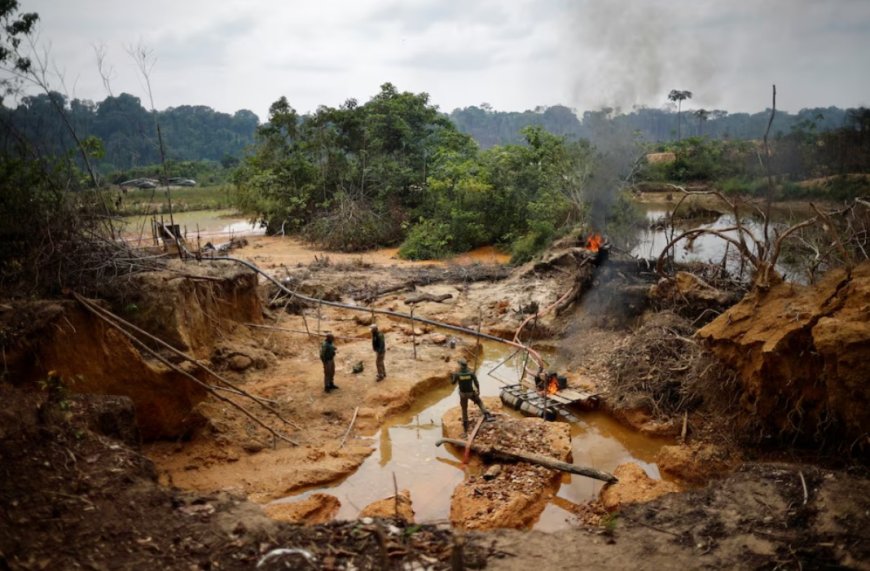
[435,437,618,484]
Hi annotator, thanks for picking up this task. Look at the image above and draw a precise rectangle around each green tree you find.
[668,89,693,141]
[694,108,709,137]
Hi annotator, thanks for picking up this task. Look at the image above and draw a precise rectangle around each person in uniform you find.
[451,358,494,434]
[371,324,386,381]
[320,333,338,392]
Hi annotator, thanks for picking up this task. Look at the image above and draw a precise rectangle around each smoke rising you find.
[564,0,718,112]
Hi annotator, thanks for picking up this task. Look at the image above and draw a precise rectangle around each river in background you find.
[270,343,668,530]
[123,202,805,279]
[120,209,264,247]
[631,203,807,281]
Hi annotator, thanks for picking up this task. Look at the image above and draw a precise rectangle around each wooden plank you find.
[556,388,594,400]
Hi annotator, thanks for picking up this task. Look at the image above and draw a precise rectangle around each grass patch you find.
[112,184,235,215]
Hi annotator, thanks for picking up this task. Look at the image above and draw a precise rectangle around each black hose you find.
[206,255,543,365]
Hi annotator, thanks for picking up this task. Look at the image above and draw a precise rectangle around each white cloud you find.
[13,0,870,120]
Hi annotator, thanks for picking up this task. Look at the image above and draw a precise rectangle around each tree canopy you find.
[233,85,636,261]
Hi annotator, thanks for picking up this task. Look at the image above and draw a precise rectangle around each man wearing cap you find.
[320,333,338,392]
[371,324,386,381]
[451,358,494,434]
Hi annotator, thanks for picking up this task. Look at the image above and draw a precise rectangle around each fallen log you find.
[435,437,617,483]
[404,292,453,305]
[353,283,411,303]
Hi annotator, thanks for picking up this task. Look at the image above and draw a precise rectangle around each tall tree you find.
[667,89,693,141]
[695,108,709,137]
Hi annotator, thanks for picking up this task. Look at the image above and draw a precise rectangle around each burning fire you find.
[585,233,603,252]
[546,377,559,395]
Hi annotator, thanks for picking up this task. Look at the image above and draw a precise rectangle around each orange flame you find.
[547,377,559,395]
[586,233,603,252]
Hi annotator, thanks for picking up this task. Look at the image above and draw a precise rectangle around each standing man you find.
[451,358,494,435]
[371,324,386,381]
[321,333,338,392]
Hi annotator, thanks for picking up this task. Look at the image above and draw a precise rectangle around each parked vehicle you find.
[119,178,158,189]
[168,178,197,187]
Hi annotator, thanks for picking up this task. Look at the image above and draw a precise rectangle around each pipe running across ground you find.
[207,256,551,371]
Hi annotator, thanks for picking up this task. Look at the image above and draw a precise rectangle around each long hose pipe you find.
[208,256,547,369]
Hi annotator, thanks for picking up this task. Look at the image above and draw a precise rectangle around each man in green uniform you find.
[451,358,494,434]
[371,324,386,381]
[321,333,338,392]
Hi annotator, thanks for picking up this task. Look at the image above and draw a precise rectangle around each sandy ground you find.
[143,236,556,511]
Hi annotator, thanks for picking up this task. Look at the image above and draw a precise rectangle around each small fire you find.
[585,233,603,252]
[547,377,559,395]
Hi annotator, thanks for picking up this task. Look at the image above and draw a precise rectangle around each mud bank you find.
[699,261,870,449]
[442,402,573,530]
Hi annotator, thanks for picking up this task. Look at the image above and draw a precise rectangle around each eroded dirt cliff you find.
[698,262,870,451]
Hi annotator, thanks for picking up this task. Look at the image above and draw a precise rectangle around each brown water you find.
[270,343,669,528]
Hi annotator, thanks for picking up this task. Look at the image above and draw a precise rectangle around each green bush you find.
[510,220,556,264]
[398,219,453,260]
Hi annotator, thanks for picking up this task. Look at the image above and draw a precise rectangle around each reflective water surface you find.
[272,343,670,529]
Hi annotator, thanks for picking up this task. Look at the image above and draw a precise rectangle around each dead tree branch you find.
[73,293,300,432]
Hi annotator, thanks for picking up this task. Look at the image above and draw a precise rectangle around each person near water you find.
[451,358,494,434]
[320,333,338,392]
[371,324,386,381]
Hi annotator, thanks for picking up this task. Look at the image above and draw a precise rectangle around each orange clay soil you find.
[143,236,549,510]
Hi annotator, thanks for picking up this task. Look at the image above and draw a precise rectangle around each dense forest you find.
[449,104,853,149]
[0,92,258,174]
[2,90,861,178]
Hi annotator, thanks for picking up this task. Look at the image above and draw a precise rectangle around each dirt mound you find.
[359,489,415,522]
[698,262,870,452]
[101,259,262,359]
[263,493,340,524]
[486,463,870,570]
[599,463,681,511]
[655,443,737,484]
[2,300,207,439]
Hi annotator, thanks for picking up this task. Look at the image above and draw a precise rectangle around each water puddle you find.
[273,343,669,529]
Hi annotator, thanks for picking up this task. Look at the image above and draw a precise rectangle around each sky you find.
[15,0,870,121]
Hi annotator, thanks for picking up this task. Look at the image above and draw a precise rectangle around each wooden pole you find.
[410,306,417,360]
[520,311,538,383]
[436,438,618,483]
[300,311,311,338]
[392,472,399,519]
[317,300,322,334]
[473,309,482,371]
[339,406,359,449]
[74,294,299,445]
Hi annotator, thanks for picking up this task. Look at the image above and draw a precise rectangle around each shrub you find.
[510,220,556,264]
[302,194,399,252]
[398,219,452,260]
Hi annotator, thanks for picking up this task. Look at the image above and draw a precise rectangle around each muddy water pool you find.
[271,343,669,530]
